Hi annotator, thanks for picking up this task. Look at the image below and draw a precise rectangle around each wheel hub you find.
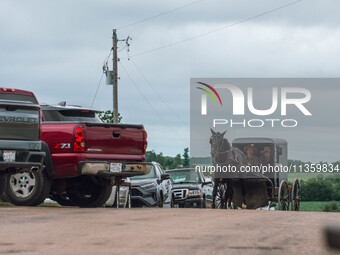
[19,176,29,187]
[10,173,36,198]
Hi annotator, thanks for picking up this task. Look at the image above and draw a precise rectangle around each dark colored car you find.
[168,168,211,208]
[130,162,173,207]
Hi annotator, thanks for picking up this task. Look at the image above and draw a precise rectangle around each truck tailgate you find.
[85,123,145,155]
[0,100,40,141]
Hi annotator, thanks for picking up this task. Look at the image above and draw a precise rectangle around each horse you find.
[210,129,247,209]
[210,129,269,209]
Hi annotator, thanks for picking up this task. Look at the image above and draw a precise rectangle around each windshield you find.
[42,109,102,122]
[0,94,37,104]
[130,166,156,180]
[168,170,200,184]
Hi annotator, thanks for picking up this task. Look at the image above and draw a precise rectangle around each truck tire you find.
[0,174,8,202]
[67,176,112,208]
[0,189,9,202]
[170,195,175,208]
[158,193,164,208]
[5,171,51,206]
[51,194,75,206]
[201,197,207,208]
[0,174,5,195]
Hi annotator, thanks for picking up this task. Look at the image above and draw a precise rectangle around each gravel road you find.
[0,207,339,255]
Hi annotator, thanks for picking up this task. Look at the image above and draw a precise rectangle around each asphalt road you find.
[0,207,339,255]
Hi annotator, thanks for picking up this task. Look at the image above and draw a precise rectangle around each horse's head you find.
[209,129,230,158]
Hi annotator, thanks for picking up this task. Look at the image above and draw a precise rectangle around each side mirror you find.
[161,173,170,180]
[202,181,212,186]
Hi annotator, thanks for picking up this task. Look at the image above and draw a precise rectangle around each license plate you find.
[3,151,15,162]
[110,163,122,173]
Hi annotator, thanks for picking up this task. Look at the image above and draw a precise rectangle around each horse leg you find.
[241,179,247,209]
[226,179,233,209]
[212,178,218,209]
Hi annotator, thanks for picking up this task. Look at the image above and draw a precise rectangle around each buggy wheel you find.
[291,179,301,211]
[278,180,290,211]
[215,183,227,209]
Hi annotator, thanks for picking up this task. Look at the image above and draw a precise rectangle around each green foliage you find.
[183,148,189,167]
[145,148,189,170]
[171,154,182,169]
[322,201,340,212]
[97,110,122,123]
[298,201,340,212]
[300,177,340,201]
[145,150,173,170]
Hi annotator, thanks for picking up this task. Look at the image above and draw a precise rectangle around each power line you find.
[119,41,187,123]
[129,57,187,123]
[117,0,204,29]
[91,48,115,109]
[90,72,104,109]
[119,61,186,139]
[131,0,303,57]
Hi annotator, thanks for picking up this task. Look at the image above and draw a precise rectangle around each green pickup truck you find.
[0,87,46,206]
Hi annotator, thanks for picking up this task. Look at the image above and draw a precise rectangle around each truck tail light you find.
[143,130,148,154]
[1,88,16,92]
[73,126,86,152]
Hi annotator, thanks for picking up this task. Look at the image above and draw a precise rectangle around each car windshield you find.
[42,109,102,122]
[0,94,37,104]
[168,170,199,184]
[130,166,156,180]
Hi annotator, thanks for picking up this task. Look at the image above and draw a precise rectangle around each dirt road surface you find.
[0,207,339,255]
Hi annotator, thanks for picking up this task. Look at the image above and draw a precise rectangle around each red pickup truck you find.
[5,102,148,207]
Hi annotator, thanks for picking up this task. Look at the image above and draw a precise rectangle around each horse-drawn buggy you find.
[210,130,300,211]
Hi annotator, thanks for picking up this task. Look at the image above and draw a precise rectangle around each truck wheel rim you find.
[10,173,36,198]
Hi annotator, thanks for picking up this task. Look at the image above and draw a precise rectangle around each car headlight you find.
[188,190,201,196]
[141,183,156,190]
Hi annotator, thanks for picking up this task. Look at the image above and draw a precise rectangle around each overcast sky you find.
[0,0,339,158]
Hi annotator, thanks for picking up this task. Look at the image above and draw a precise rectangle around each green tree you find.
[163,157,173,170]
[301,177,334,201]
[98,110,122,123]
[171,154,182,169]
[145,150,157,162]
[183,148,189,167]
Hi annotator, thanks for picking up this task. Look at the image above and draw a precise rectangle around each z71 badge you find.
[55,143,71,149]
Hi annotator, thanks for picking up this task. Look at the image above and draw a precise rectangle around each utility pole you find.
[104,29,130,123]
[112,29,118,124]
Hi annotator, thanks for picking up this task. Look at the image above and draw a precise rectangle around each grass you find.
[1,200,339,212]
[0,201,13,206]
[299,201,340,212]
[288,172,340,182]
[0,201,60,207]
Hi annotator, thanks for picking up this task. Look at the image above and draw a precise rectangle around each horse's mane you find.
[210,132,245,165]
[221,137,231,151]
